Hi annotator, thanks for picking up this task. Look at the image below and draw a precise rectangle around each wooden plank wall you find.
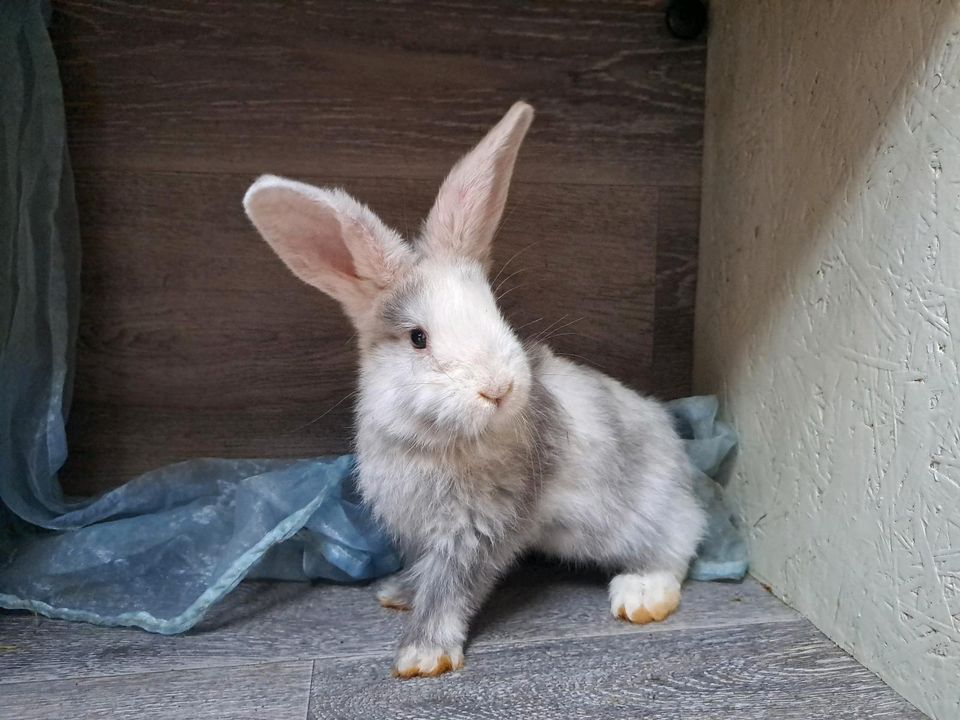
[50,1,705,495]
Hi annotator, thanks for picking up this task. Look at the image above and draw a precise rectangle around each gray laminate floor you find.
[0,563,924,719]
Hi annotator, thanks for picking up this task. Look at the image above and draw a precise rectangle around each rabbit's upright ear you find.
[244,176,412,321]
[421,102,534,269]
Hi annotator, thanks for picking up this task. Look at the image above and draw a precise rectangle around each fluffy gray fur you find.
[362,321,705,675]
[242,102,707,679]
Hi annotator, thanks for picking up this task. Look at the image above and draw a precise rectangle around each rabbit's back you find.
[531,351,705,570]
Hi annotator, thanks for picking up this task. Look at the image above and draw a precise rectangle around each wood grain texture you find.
[50,1,705,186]
[306,623,925,720]
[49,0,703,493]
[60,170,662,492]
[0,570,794,685]
[0,661,313,720]
[652,186,700,397]
[0,576,922,719]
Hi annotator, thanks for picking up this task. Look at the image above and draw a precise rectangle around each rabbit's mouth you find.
[397,387,526,446]
[476,381,514,409]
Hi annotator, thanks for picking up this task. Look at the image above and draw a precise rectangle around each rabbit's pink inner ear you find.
[245,176,413,322]
[253,187,359,284]
[423,102,534,267]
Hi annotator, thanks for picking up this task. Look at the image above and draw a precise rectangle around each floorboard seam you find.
[0,658,312,688]
[67,165,699,190]
[302,659,316,720]
[0,617,808,686]
[468,616,809,656]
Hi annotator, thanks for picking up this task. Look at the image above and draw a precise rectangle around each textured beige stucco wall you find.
[695,2,960,718]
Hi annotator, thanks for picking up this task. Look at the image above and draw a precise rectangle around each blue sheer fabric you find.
[0,0,744,636]
[669,396,747,581]
[0,0,399,635]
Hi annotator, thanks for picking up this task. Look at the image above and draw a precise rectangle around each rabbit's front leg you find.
[392,540,513,679]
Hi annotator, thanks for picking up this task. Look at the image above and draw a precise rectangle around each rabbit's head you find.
[244,102,535,443]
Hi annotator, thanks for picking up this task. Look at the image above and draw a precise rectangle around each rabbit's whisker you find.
[490,240,538,289]
[287,390,359,433]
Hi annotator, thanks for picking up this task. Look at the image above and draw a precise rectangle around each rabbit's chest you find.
[357,446,531,545]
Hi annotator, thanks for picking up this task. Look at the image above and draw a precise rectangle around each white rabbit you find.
[243,102,706,679]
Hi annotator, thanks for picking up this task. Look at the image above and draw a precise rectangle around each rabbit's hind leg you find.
[609,569,682,624]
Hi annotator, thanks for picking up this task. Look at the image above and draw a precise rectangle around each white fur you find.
[394,644,465,677]
[243,101,707,678]
[609,571,682,621]
[357,258,532,454]
[422,102,534,268]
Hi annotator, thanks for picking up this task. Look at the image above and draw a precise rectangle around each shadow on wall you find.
[697,0,955,382]
[695,2,960,719]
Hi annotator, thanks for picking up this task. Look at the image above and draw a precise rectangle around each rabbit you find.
[243,101,706,679]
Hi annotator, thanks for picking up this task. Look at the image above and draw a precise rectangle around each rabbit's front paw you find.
[376,578,413,611]
[609,571,681,624]
[392,644,464,679]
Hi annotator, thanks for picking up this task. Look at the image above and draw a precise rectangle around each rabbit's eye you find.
[410,328,428,350]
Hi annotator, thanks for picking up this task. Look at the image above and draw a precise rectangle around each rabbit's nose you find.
[478,381,513,407]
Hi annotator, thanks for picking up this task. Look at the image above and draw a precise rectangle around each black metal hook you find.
[666,0,707,40]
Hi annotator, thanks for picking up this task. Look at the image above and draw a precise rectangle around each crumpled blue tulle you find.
[0,0,744,636]
[668,396,747,582]
[0,0,400,635]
